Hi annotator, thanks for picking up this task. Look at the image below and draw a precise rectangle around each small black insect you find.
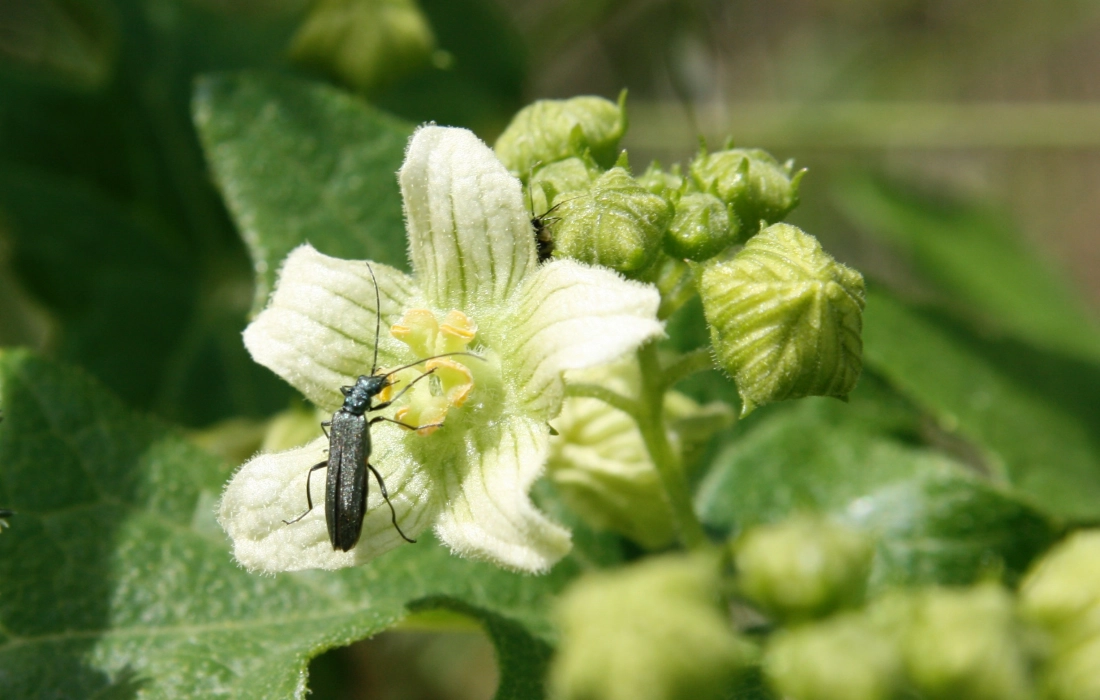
[532,210,557,263]
[284,263,480,552]
[531,197,580,263]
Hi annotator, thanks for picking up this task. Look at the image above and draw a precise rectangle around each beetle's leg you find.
[370,367,438,412]
[366,461,417,543]
[283,460,328,525]
[369,415,445,432]
[320,420,331,438]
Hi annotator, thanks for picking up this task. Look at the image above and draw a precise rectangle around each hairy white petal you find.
[502,259,664,417]
[435,417,571,573]
[243,244,419,410]
[400,126,535,312]
[217,430,440,573]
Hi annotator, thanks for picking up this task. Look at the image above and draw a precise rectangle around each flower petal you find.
[501,259,663,417]
[217,430,441,573]
[434,417,571,573]
[243,244,420,411]
[399,125,536,312]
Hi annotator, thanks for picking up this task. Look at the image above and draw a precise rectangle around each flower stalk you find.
[635,341,708,549]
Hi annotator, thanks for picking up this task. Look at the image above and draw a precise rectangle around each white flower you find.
[218,126,663,574]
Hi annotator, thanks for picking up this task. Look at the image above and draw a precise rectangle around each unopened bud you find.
[903,584,1033,700]
[552,167,673,275]
[698,223,864,416]
[735,515,872,622]
[494,93,627,178]
[637,162,684,197]
[689,148,803,237]
[550,553,755,700]
[529,157,599,211]
[765,611,903,700]
[665,192,739,261]
[1019,531,1100,700]
[289,0,436,92]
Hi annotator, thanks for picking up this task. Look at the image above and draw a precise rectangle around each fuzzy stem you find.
[564,383,640,418]
[660,347,715,390]
[635,341,708,549]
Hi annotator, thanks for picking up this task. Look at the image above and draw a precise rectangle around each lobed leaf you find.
[862,288,1100,521]
[695,377,1056,591]
[193,72,413,312]
[0,350,609,699]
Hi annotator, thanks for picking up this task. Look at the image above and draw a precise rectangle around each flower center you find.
[385,309,478,435]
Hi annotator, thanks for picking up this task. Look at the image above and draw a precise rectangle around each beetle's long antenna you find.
[381,351,486,378]
[366,262,381,374]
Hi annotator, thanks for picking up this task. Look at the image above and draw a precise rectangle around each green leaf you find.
[835,175,1100,360]
[0,350,602,699]
[193,71,414,312]
[695,377,1056,591]
[0,1,300,426]
[862,287,1100,521]
[0,166,290,425]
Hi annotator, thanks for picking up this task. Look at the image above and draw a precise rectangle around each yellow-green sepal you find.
[698,223,865,416]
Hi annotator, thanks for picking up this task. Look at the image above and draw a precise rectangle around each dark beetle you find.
[284,263,480,551]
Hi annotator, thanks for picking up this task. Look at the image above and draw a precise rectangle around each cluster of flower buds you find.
[754,522,1100,700]
[493,95,806,270]
[492,95,863,415]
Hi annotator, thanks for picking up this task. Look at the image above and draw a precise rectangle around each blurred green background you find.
[1,0,1098,697]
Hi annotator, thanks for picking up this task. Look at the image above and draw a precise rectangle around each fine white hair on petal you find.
[217,429,440,573]
[502,259,664,417]
[243,244,419,411]
[434,417,571,574]
[400,125,536,312]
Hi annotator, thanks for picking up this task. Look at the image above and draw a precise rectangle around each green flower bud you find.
[552,168,673,275]
[1019,531,1100,700]
[549,360,733,549]
[529,157,599,211]
[765,612,903,700]
[637,162,684,197]
[494,93,627,178]
[550,553,756,700]
[735,515,872,622]
[1019,530,1100,635]
[698,223,865,416]
[903,584,1033,700]
[1041,636,1100,700]
[689,148,803,237]
[665,192,739,261]
[290,0,436,92]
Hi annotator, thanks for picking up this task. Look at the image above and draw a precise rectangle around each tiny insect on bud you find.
[551,167,673,275]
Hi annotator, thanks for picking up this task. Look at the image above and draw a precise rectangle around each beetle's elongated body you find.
[324,375,391,551]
